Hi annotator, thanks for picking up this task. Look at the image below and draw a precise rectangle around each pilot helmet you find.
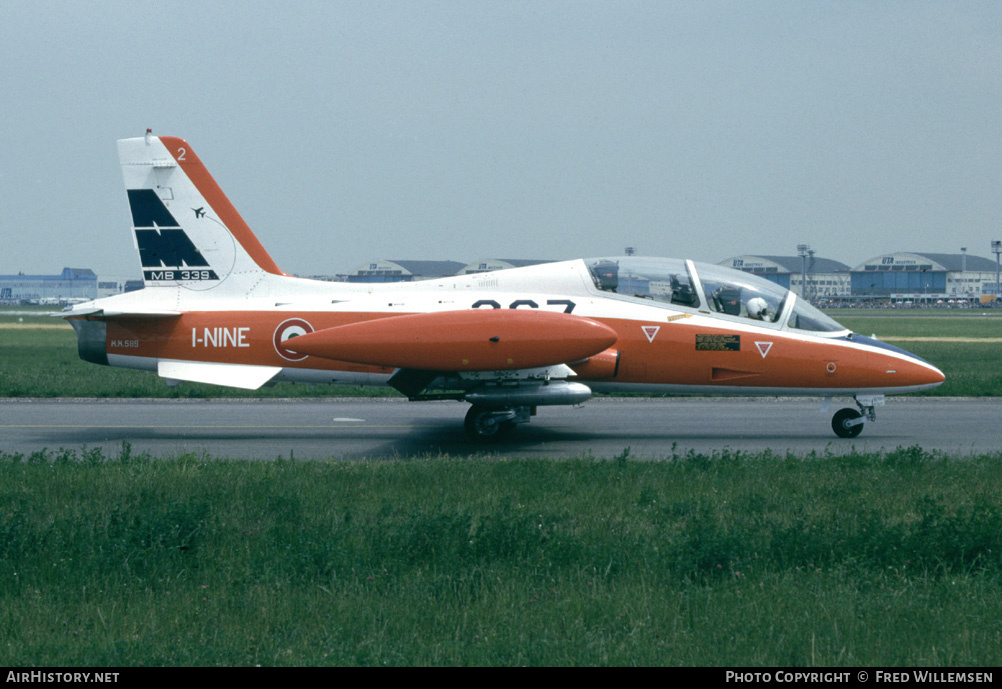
[746,296,769,319]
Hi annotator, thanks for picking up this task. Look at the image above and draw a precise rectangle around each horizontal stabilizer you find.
[61,307,181,319]
[157,360,282,390]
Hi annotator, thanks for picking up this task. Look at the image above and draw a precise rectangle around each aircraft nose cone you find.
[889,349,945,392]
[848,334,945,391]
[920,359,946,387]
[896,344,945,390]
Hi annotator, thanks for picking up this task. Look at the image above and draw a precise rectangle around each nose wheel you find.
[832,408,864,438]
[830,395,883,438]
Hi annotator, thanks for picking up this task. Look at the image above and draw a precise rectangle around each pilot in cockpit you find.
[746,296,769,320]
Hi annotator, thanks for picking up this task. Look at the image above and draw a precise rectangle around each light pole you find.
[961,247,967,302]
[993,241,1002,305]
[797,244,811,301]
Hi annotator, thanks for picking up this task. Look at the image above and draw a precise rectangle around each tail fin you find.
[118,132,285,291]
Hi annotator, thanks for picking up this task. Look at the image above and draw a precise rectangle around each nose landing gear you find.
[831,395,883,439]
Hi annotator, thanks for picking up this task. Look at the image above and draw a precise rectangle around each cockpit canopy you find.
[586,257,846,333]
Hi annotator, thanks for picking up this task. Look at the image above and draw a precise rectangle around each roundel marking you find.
[826,362,837,374]
[274,318,315,361]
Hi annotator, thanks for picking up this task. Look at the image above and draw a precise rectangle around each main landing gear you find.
[458,379,591,441]
[830,395,883,439]
[464,405,532,441]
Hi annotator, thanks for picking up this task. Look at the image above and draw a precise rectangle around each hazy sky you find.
[2,1,1001,277]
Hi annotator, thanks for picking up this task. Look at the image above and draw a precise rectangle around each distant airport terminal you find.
[0,268,141,306]
[3,251,1000,306]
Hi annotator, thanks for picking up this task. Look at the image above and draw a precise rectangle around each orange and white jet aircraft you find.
[63,132,945,439]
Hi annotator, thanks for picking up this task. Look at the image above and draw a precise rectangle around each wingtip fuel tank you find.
[282,309,619,371]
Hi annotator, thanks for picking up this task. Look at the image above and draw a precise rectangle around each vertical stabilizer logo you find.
[129,189,219,282]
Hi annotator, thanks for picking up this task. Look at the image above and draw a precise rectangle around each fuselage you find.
[67,256,945,396]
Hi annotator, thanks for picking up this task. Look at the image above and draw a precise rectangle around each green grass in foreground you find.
[1,447,1000,666]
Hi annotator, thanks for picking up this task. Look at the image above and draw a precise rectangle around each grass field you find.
[1,308,998,397]
[835,314,1002,339]
[2,447,1000,666]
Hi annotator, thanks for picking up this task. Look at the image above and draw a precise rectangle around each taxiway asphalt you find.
[2,396,999,459]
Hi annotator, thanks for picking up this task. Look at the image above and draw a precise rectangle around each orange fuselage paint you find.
[102,310,942,391]
[596,317,940,390]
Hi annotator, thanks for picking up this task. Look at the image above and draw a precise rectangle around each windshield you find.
[788,298,847,332]
[587,258,700,308]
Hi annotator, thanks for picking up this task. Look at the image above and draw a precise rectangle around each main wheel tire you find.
[464,405,515,441]
[832,408,864,438]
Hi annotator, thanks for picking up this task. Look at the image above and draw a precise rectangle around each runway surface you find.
[2,397,999,459]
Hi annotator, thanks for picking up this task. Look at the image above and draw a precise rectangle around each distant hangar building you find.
[850,252,999,302]
[341,259,467,283]
[0,267,98,304]
[340,259,555,282]
[458,259,555,275]
[718,255,851,300]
